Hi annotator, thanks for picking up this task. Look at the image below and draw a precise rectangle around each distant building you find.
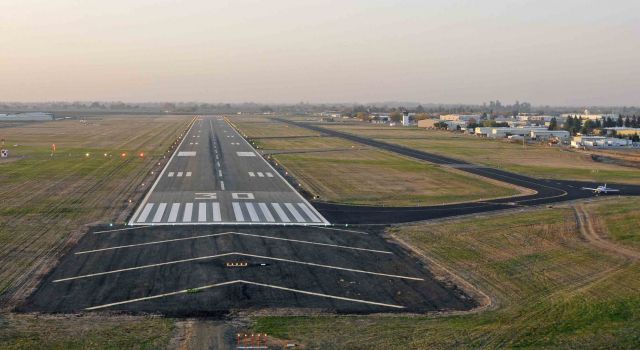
[603,127,640,137]
[417,119,440,128]
[571,136,635,148]
[561,109,617,121]
[0,112,54,121]
[402,113,411,126]
[530,130,570,141]
[489,127,547,139]
[439,114,480,122]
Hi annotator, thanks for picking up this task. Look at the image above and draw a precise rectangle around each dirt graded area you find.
[0,115,189,348]
[318,121,640,185]
[231,116,523,206]
[253,200,640,349]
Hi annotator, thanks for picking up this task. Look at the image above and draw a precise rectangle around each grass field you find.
[275,150,519,206]
[588,196,640,250]
[232,117,523,206]
[253,201,640,349]
[320,122,640,184]
[0,314,173,349]
[0,115,189,349]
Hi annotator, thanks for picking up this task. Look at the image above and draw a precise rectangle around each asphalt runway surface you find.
[129,116,327,226]
[275,118,640,225]
[20,225,474,315]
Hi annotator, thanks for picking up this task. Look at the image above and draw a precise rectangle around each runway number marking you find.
[195,193,217,200]
[232,192,254,200]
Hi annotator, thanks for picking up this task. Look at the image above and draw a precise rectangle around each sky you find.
[1,0,639,105]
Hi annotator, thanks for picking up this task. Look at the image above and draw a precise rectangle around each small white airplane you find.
[581,184,620,195]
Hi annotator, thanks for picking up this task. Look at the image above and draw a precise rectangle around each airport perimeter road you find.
[129,116,327,226]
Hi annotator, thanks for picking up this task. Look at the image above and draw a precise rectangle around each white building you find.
[0,112,54,121]
[402,114,410,126]
[571,136,634,148]
[530,130,571,141]
[489,127,548,139]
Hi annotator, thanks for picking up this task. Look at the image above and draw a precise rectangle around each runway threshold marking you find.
[84,279,404,311]
[58,251,416,282]
[137,203,154,223]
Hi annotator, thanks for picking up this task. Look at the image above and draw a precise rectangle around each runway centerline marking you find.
[84,280,404,310]
[58,251,416,282]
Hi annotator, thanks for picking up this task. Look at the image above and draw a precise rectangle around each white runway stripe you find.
[152,203,167,223]
[271,203,290,223]
[186,172,192,177]
[177,172,183,177]
[257,172,264,177]
[218,170,222,177]
[266,172,274,177]
[220,181,225,190]
[232,202,245,222]
[168,203,180,222]
[137,203,154,223]
[198,203,207,222]
[297,203,321,223]
[245,203,260,222]
[285,203,305,222]
[168,172,174,177]
[211,202,221,221]
[183,203,193,222]
[248,172,255,177]
[258,203,275,222]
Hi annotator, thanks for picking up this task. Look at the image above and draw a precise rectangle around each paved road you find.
[274,118,640,224]
[129,116,327,226]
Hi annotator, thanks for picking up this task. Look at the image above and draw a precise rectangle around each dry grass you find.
[231,116,320,138]
[231,117,521,206]
[275,149,519,206]
[0,115,189,309]
[0,115,189,349]
[255,204,640,349]
[322,122,640,184]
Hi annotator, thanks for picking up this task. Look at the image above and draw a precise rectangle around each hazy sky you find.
[2,0,639,105]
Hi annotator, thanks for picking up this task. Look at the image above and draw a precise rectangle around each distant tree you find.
[631,134,640,142]
[415,104,425,113]
[355,112,370,121]
[548,117,558,130]
[413,113,429,121]
[617,115,624,127]
[434,121,449,129]
[390,112,403,122]
[624,116,631,127]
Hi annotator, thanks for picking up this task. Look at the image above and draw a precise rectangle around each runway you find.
[129,117,327,226]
